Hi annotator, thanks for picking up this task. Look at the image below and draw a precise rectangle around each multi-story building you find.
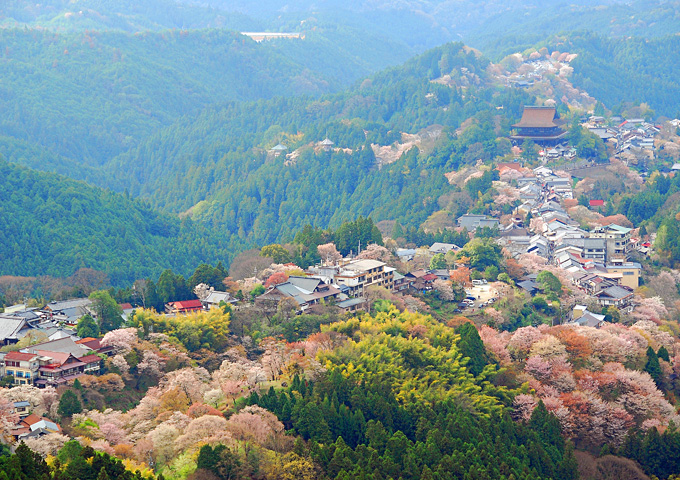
[3,352,40,385]
[334,259,394,297]
[307,258,394,298]
[590,224,633,264]
[581,238,607,263]
[607,262,642,289]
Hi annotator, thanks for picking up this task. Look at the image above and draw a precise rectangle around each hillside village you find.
[0,104,679,474]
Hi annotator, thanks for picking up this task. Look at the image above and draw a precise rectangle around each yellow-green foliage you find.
[131,308,230,352]
[320,307,512,415]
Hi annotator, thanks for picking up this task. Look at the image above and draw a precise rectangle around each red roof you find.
[119,303,133,310]
[422,274,438,281]
[642,242,652,247]
[78,354,102,364]
[169,300,203,310]
[589,199,605,207]
[5,352,39,361]
[21,414,42,427]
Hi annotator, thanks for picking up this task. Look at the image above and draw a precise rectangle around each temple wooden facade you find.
[511,106,567,145]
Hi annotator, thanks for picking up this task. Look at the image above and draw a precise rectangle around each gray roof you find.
[44,298,91,312]
[457,214,499,230]
[518,280,539,293]
[337,298,365,308]
[429,243,458,254]
[572,311,606,328]
[600,286,633,300]
[204,291,236,305]
[287,276,321,294]
[0,316,27,342]
[583,238,606,249]
[23,337,91,357]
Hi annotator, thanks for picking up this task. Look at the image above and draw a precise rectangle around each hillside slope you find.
[0,159,235,284]
[0,27,414,181]
[107,43,531,246]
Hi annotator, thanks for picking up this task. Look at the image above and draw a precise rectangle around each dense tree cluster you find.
[0,159,234,286]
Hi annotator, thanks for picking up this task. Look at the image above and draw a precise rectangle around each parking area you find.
[459,283,498,311]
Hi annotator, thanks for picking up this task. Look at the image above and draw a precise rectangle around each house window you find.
[623,272,634,276]
[6,370,13,376]
[25,372,30,378]
[16,371,23,378]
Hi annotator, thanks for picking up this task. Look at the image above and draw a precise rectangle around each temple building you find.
[510,106,567,145]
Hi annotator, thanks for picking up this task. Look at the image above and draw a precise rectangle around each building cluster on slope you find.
[583,116,661,167]
[498,164,642,313]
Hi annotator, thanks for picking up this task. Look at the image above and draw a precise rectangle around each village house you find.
[256,276,342,313]
[457,214,499,231]
[319,138,334,151]
[568,306,606,328]
[41,298,92,326]
[269,144,288,157]
[429,243,459,255]
[406,270,437,292]
[1,352,40,385]
[308,259,395,297]
[396,248,416,262]
[392,271,412,293]
[201,291,238,310]
[35,352,88,387]
[11,413,62,441]
[595,285,634,309]
[0,316,29,347]
[581,238,607,263]
[12,401,30,419]
[165,299,203,315]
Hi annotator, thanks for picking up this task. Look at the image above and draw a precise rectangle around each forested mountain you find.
[0,0,256,32]
[563,33,680,118]
[189,0,677,52]
[468,0,680,58]
[0,159,234,284]
[0,27,412,182]
[106,43,530,246]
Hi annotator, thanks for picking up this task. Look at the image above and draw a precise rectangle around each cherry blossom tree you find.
[317,243,342,265]
[0,396,19,442]
[193,283,212,301]
[512,394,537,422]
[173,415,232,453]
[23,433,69,456]
[507,326,544,360]
[357,244,393,263]
[110,355,130,376]
[137,351,166,379]
[479,325,512,364]
[432,279,456,301]
[101,328,139,355]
